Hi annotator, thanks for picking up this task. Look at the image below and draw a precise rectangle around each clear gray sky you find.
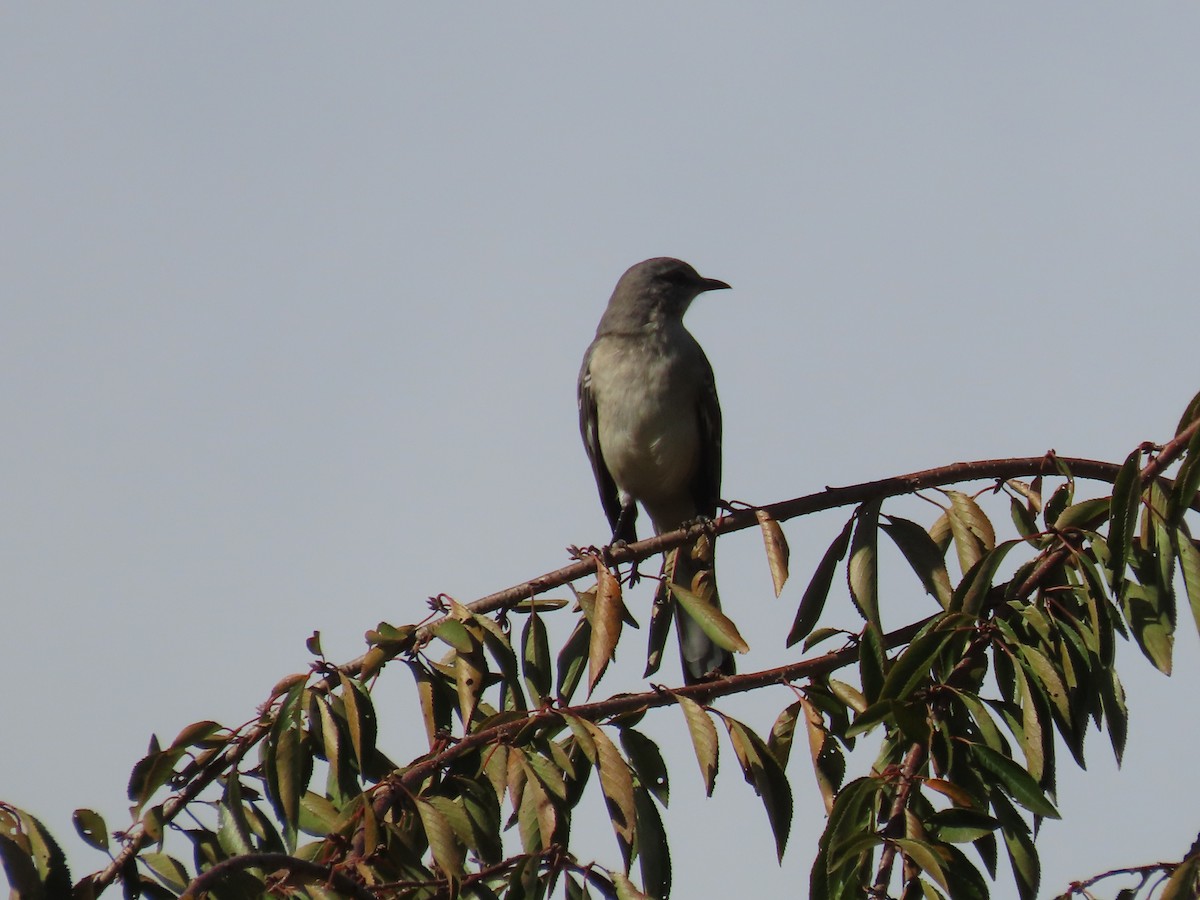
[4,6,1199,897]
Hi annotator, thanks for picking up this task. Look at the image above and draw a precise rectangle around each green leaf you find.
[928,808,999,844]
[168,720,223,750]
[216,778,255,857]
[1161,853,1200,900]
[1016,645,1070,724]
[456,776,503,866]
[881,516,953,608]
[1,809,73,900]
[879,626,954,703]
[1177,528,1200,640]
[1053,497,1110,532]
[1043,482,1072,532]
[417,797,466,876]
[990,791,1040,900]
[944,490,995,575]
[0,832,43,899]
[1121,580,1175,674]
[674,693,718,796]
[848,500,881,632]
[859,624,887,705]
[1175,388,1200,434]
[971,745,1059,819]
[556,616,591,704]
[620,729,669,806]
[72,809,108,852]
[126,739,184,815]
[767,701,802,771]
[1009,495,1041,544]
[940,842,993,900]
[796,698,839,814]
[453,627,488,728]
[612,872,653,900]
[643,579,673,677]
[428,795,481,861]
[814,779,881,897]
[669,581,749,654]
[406,660,454,751]
[516,783,550,856]
[788,516,854,646]
[1099,666,1129,765]
[1108,449,1143,593]
[633,784,671,899]
[337,672,377,773]
[520,748,568,802]
[472,612,528,712]
[803,626,845,652]
[264,682,308,848]
[951,540,1019,616]
[521,611,552,705]
[722,716,793,862]
[141,853,190,893]
[844,699,895,739]
[893,838,949,893]
[433,618,474,653]
[1169,412,1200,525]
[564,713,598,765]
[825,777,883,863]
[1011,664,1045,784]
[584,721,638,867]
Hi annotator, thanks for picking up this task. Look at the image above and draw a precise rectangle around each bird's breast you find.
[588,332,701,507]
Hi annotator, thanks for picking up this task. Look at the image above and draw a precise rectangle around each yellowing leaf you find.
[799,698,835,815]
[756,509,790,596]
[589,559,625,695]
[924,778,975,808]
[579,720,637,866]
[673,693,718,796]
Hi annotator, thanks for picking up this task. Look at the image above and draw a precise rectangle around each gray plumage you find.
[577,257,735,684]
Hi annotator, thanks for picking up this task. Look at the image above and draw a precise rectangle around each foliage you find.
[5,397,1200,900]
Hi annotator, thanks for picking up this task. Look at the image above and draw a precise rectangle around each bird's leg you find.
[612,498,637,545]
[600,538,645,587]
[604,498,643,584]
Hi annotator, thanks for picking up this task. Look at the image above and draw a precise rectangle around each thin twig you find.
[869,742,928,897]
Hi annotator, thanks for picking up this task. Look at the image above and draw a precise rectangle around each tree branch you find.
[86,440,1200,896]
[870,742,928,897]
[179,852,377,900]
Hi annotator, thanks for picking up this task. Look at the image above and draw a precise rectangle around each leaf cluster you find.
[4,396,1200,900]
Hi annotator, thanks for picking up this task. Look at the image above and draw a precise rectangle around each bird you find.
[577,257,735,684]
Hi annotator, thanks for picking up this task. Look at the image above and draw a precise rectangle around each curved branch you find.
[88,432,1200,896]
[361,447,1198,660]
[179,852,377,900]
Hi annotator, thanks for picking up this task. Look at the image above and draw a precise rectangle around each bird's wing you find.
[691,351,723,519]
[578,342,636,541]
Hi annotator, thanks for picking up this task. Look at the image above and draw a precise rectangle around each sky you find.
[3,5,1200,898]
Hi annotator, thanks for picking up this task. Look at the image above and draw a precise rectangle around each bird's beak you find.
[699,277,731,293]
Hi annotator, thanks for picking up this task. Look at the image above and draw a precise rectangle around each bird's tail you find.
[664,535,736,685]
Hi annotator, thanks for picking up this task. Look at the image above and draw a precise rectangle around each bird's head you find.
[605,257,731,326]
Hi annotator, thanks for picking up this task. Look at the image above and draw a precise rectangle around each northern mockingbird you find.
[577,257,735,684]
